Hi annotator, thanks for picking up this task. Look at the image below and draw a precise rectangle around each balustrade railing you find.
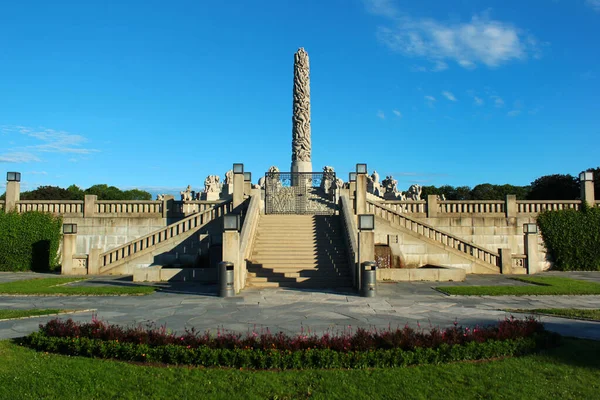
[95,200,163,215]
[367,200,500,269]
[516,200,581,214]
[16,200,84,216]
[379,201,426,214]
[511,254,527,269]
[438,200,505,214]
[99,200,232,272]
[340,195,359,288]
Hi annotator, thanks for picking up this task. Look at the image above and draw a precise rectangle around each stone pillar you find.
[291,47,312,175]
[222,230,240,292]
[358,231,375,289]
[580,172,595,207]
[233,172,244,209]
[426,195,438,218]
[524,229,540,274]
[349,181,356,201]
[5,180,20,212]
[356,173,367,215]
[84,195,97,218]
[61,232,77,275]
[244,181,252,196]
[87,247,102,275]
[505,195,517,219]
[499,248,513,275]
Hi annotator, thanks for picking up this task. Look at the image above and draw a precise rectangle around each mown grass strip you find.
[0,278,155,296]
[1,338,598,399]
[437,277,600,296]
[0,309,64,320]
[506,308,600,321]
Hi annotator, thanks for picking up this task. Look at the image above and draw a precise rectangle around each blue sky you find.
[1,0,599,196]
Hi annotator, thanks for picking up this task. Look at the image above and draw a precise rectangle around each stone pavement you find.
[0,272,599,340]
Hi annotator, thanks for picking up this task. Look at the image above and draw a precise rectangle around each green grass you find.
[0,338,598,399]
[437,276,600,296]
[0,309,65,320]
[0,278,155,296]
[507,309,600,321]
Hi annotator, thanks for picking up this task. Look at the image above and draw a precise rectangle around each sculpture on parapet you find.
[180,185,192,201]
[224,170,233,185]
[321,166,335,194]
[204,175,221,193]
[291,48,312,172]
[407,184,423,201]
[381,175,407,200]
[156,194,165,201]
[266,166,282,189]
[367,170,383,197]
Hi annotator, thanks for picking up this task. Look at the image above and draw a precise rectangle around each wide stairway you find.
[247,215,352,288]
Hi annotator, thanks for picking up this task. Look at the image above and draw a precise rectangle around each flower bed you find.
[22,317,559,369]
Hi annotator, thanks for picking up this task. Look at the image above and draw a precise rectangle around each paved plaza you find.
[0,272,599,341]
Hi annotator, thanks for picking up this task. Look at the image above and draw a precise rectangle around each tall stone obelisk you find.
[291,47,312,174]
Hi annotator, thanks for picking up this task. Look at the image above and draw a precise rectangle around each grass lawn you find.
[507,309,600,321]
[437,276,600,296]
[0,278,155,296]
[0,338,598,399]
[0,309,65,320]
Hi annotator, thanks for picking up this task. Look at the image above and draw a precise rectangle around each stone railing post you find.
[356,172,367,215]
[87,247,102,275]
[505,195,517,218]
[84,195,97,218]
[498,248,513,274]
[222,214,240,292]
[61,224,77,275]
[233,165,244,209]
[580,171,595,207]
[426,195,438,218]
[523,224,540,274]
[5,172,21,212]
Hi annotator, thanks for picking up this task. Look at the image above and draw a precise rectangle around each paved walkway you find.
[0,272,599,340]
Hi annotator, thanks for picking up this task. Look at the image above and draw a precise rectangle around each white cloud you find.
[474,96,484,106]
[507,110,521,117]
[491,95,505,107]
[432,61,448,71]
[377,110,386,119]
[424,95,436,102]
[0,152,40,163]
[27,171,48,175]
[392,109,402,117]
[586,0,600,12]
[365,1,541,69]
[442,91,457,101]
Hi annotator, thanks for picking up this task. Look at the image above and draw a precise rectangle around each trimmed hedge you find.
[0,211,62,272]
[23,332,555,369]
[537,205,600,271]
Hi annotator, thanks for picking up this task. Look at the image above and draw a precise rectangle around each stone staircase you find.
[247,215,352,288]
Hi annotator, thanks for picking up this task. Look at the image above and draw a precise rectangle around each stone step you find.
[248,262,349,269]
[247,270,349,278]
[251,255,347,262]
[246,280,353,288]
[248,276,352,284]
[251,249,347,256]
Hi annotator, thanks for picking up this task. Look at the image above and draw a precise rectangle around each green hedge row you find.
[0,211,62,272]
[23,332,558,369]
[537,205,600,271]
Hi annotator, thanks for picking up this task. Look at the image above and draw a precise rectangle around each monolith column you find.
[291,48,312,176]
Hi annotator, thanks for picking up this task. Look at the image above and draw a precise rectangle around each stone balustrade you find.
[16,200,84,216]
[95,200,163,215]
[516,200,581,214]
[511,254,527,270]
[438,200,505,215]
[340,195,359,288]
[378,201,426,215]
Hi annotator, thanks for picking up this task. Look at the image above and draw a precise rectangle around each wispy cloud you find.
[0,125,99,163]
[364,0,542,69]
[424,95,436,102]
[392,109,402,117]
[442,91,457,101]
[377,110,386,119]
[474,96,484,106]
[507,110,521,117]
[490,95,505,107]
[586,0,600,12]
[27,170,48,175]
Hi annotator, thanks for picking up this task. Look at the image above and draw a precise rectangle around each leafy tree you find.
[66,185,85,201]
[84,184,125,200]
[527,174,579,200]
[121,189,152,201]
[20,186,73,200]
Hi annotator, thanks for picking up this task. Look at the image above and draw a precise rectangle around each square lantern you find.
[6,172,21,182]
[579,171,593,182]
[349,172,357,182]
[358,214,375,231]
[356,163,367,174]
[523,223,538,234]
[223,214,240,231]
[63,224,77,234]
[233,163,244,174]
[244,172,252,182]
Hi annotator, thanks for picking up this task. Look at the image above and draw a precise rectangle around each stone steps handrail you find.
[95,200,163,214]
[340,195,358,288]
[378,200,426,214]
[367,200,500,267]
[516,200,581,214]
[438,200,505,214]
[238,195,260,292]
[16,200,84,215]
[99,200,233,270]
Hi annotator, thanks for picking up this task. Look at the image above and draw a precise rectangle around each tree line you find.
[1,184,152,201]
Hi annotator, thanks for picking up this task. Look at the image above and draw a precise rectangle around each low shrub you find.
[537,205,600,271]
[22,317,559,369]
[0,211,62,272]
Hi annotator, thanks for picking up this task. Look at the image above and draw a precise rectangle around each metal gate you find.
[264,172,337,215]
